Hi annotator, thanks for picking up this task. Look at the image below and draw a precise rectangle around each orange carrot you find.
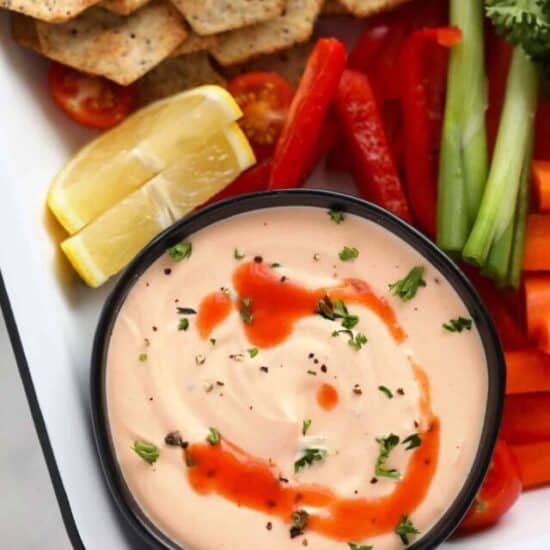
[510,441,550,489]
[533,161,550,212]
[501,394,550,444]
[525,275,550,341]
[506,349,550,394]
[524,215,550,271]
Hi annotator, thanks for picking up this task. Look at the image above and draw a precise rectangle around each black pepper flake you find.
[354,489,358,494]
[290,526,302,538]
[164,268,172,275]
[149,397,153,401]
[397,388,405,395]
[308,353,314,359]
[414,420,420,428]
[302,540,308,547]
[434,277,441,284]
[353,384,363,395]
[164,431,187,448]
[279,476,289,483]
[321,365,327,373]
[313,358,319,364]
[260,366,269,373]
[371,477,378,484]
[266,522,272,531]
[216,381,225,386]
[280,276,288,283]
[254,256,263,263]
[152,326,158,332]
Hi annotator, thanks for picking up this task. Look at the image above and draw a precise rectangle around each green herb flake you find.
[443,316,473,333]
[375,433,401,479]
[184,449,197,467]
[349,332,368,350]
[302,419,312,435]
[132,441,159,464]
[240,297,254,325]
[389,266,426,302]
[178,318,189,331]
[318,297,359,329]
[402,433,422,450]
[348,544,373,550]
[270,262,282,268]
[378,385,393,399]
[248,347,259,358]
[206,427,221,446]
[294,448,328,473]
[139,353,148,362]
[307,369,317,376]
[339,246,359,261]
[328,208,345,224]
[168,241,192,262]
[395,515,420,545]
[209,338,216,346]
[291,509,309,530]
[234,248,245,260]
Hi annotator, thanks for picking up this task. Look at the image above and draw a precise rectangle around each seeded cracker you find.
[11,1,187,86]
[210,0,323,66]
[134,51,225,108]
[170,0,285,36]
[100,0,150,15]
[0,0,100,23]
[339,0,411,18]
[170,30,218,57]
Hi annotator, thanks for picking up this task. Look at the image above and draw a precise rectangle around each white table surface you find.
[0,311,70,550]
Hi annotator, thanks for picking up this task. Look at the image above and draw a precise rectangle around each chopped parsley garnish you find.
[178,318,189,331]
[375,434,401,479]
[328,208,345,224]
[139,353,148,362]
[240,297,254,324]
[234,248,245,260]
[333,329,368,350]
[443,316,473,333]
[317,296,359,329]
[348,544,373,550]
[270,262,282,268]
[184,449,196,467]
[302,419,312,435]
[290,509,309,538]
[206,427,221,446]
[395,515,420,545]
[168,241,192,262]
[132,441,159,464]
[307,369,317,375]
[176,307,197,315]
[209,338,216,346]
[389,266,426,301]
[339,246,359,261]
[402,433,422,450]
[248,347,259,358]
[294,448,328,473]
[378,385,393,399]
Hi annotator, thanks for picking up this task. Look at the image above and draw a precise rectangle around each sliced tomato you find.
[227,72,295,160]
[48,63,133,130]
[457,440,522,533]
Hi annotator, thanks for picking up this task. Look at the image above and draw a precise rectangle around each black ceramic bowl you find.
[91,189,505,550]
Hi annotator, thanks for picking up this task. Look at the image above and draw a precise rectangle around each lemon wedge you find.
[61,123,255,288]
[48,85,242,235]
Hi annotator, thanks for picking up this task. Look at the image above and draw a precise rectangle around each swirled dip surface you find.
[106,206,488,549]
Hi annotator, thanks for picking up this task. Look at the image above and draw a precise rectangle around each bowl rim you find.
[90,188,505,550]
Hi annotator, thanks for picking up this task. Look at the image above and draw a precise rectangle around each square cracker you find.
[170,30,218,56]
[170,0,284,36]
[133,51,225,108]
[100,0,150,14]
[11,1,187,86]
[0,0,100,23]
[210,0,322,66]
[338,0,410,18]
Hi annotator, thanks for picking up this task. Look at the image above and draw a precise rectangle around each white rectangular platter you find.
[1,11,549,550]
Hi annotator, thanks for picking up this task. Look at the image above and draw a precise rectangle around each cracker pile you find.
[5,0,411,106]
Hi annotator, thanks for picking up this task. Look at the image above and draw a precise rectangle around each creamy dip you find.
[106,206,488,550]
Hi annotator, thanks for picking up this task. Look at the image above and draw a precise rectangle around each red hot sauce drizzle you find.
[190,261,440,541]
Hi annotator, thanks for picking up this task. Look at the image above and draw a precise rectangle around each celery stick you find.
[462,47,538,266]
[437,0,488,253]
[508,134,534,289]
[482,214,515,286]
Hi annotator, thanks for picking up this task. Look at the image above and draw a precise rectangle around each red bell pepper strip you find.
[269,38,347,190]
[535,101,550,162]
[400,26,461,237]
[335,69,413,223]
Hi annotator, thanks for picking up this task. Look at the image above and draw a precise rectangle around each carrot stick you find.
[524,215,550,271]
[533,161,550,213]
[501,394,550,444]
[506,349,550,394]
[510,442,550,489]
[525,275,550,340]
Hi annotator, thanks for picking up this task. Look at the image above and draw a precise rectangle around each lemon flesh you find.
[48,86,242,234]
[61,124,255,288]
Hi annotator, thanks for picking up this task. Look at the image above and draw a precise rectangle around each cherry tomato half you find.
[48,63,133,130]
[227,72,294,160]
[457,440,522,533]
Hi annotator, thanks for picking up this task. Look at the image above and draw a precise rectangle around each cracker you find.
[223,42,313,87]
[338,0,410,18]
[210,0,322,66]
[134,51,225,108]
[321,0,350,15]
[0,0,100,23]
[170,0,284,36]
[170,30,218,56]
[11,1,187,86]
[100,0,150,14]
